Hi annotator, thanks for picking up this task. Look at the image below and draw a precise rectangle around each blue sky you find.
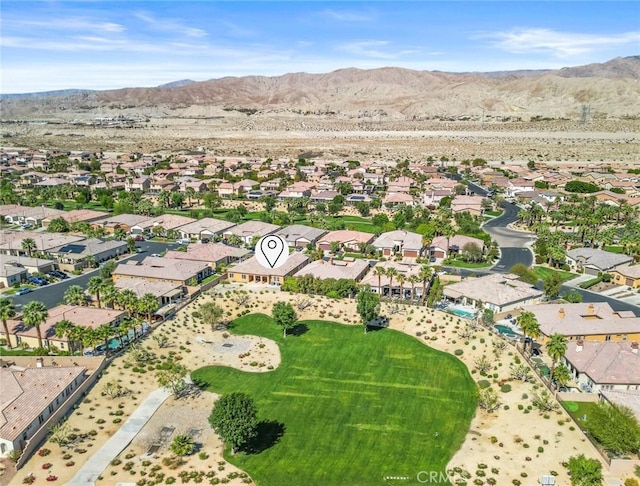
[1,1,639,93]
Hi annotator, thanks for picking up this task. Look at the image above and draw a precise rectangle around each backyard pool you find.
[447,305,477,319]
[494,324,521,339]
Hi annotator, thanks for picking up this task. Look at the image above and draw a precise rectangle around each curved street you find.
[483,201,535,272]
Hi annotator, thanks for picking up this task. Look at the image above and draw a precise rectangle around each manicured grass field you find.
[562,401,599,432]
[192,314,476,486]
[445,259,492,269]
[532,266,577,283]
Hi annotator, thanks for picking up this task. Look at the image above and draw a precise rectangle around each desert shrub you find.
[454,349,463,356]
[478,380,491,389]
[500,384,511,393]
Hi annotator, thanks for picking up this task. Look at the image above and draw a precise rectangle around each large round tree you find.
[209,392,258,454]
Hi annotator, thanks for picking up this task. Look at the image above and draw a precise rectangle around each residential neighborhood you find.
[0,147,639,485]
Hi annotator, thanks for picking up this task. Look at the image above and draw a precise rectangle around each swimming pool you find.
[494,325,521,338]
[447,305,477,319]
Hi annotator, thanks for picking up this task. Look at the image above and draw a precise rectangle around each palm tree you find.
[373,266,386,296]
[64,285,86,306]
[96,324,114,357]
[21,237,37,257]
[87,276,106,308]
[419,265,433,305]
[408,274,420,301]
[118,289,139,315]
[396,273,407,300]
[22,300,48,349]
[517,310,541,355]
[385,267,398,298]
[138,293,159,324]
[546,333,568,390]
[54,319,76,354]
[101,284,119,309]
[0,298,16,348]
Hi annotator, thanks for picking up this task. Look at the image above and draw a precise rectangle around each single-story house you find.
[91,214,153,234]
[222,221,281,245]
[42,209,109,227]
[177,218,237,242]
[610,264,640,289]
[130,214,196,237]
[164,243,249,269]
[0,360,88,456]
[114,278,185,306]
[373,230,424,259]
[275,225,327,249]
[317,230,374,252]
[520,302,640,343]
[563,341,640,393]
[443,273,544,313]
[0,254,54,287]
[50,238,128,271]
[112,256,212,287]
[430,235,485,259]
[227,253,310,286]
[566,248,633,275]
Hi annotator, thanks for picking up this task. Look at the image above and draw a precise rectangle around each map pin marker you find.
[256,235,287,269]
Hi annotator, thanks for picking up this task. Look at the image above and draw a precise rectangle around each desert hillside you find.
[1,56,639,121]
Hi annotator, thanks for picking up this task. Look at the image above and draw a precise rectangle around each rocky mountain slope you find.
[2,56,639,121]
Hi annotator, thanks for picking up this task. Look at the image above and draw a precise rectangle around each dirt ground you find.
[5,287,616,486]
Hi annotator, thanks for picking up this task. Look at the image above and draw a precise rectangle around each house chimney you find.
[631,342,639,354]
[588,303,595,315]
[558,308,565,318]
[576,340,584,352]
[36,357,44,368]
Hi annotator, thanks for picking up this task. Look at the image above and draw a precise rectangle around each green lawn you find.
[0,347,38,356]
[192,314,476,486]
[562,401,599,432]
[604,246,624,254]
[445,260,493,269]
[532,266,577,283]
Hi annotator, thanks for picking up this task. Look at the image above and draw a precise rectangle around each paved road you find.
[67,387,171,486]
[466,181,534,272]
[10,241,178,310]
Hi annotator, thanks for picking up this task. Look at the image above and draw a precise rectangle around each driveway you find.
[9,241,179,310]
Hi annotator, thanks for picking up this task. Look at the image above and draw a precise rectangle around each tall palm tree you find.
[21,237,37,257]
[419,265,433,305]
[0,298,17,348]
[87,276,106,308]
[96,324,114,357]
[385,267,398,299]
[64,285,87,306]
[396,273,407,300]
[22,300,48,349]
[117,289,139,315]
[408,274,421,301]
[54,319,76,354]
[517,310,541,355]
[373,266,386,296]
[138,293,159,324]
[546,333,568,390]
[101,284,119,309]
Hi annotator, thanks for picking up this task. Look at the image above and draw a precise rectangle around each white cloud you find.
[337,40,396,59]
[3,17,125,33]
[321,9,374,22]
[134,12,208,38]
[480,28,640,58]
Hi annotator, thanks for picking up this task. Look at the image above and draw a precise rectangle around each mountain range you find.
[2,56,639,120]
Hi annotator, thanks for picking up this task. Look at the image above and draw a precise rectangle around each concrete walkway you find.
[67,388,171,485]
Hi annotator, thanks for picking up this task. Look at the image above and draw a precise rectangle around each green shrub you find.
[478,380,491,389]
[454,349,464,356]
[501,384,511,393]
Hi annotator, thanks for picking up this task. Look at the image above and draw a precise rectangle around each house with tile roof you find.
[317,230,374,252]
[112,256,212,287]
[177,218,237,242]
[294,257,370,282]
[566,248,633,275]
[164,243,249,269]
[222,221,281,245]
[610,264,640,289]
[0,360,88,456]
[443,273,544,313]
[563,341,640,393]
[275,225,327,249]
[227,253,310,285]
[373,230,424,259]
[520,302,640,343]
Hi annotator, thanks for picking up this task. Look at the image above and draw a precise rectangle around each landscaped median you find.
[191,313,477,486]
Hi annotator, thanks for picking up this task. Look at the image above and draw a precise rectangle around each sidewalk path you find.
[67,388,171,486]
